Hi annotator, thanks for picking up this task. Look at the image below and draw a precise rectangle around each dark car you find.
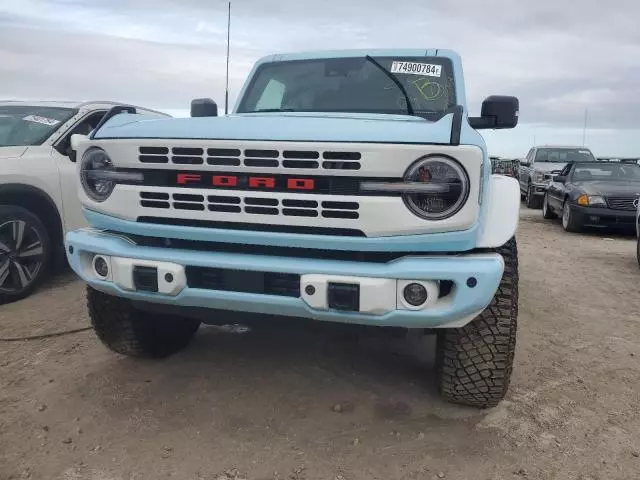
[542,160,640,232]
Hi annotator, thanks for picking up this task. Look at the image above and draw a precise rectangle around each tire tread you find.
[436,237,518,408]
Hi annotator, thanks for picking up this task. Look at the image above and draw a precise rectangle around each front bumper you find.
[65,229,505,329]
[570,205,637,228]
[529,182,550,196]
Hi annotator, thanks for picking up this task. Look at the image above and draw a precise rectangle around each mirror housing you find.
[469,95,519,130]
[553,175,567,183]
[191,98,218,117]
[520,160,530,167]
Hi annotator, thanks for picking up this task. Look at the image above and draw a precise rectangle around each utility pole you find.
[582,108,588,146]
[224,1,231,115]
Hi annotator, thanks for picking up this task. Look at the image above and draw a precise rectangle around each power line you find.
[224,1,231,115]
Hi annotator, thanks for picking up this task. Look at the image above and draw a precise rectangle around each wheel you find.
[542,193,557,219]
[636,235,640,269]
[561,201,581,232]
[436,237,518,408]
[525,184,542,209]
[87,287,201,358]
[0,206,51,304]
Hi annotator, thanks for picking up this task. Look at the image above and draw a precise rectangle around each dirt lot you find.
[1,208,639,480]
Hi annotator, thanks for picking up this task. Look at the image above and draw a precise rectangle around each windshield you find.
[573,163,640,181]
[0,106,77,147]
[535,147,595,163]
[237,56,456,119]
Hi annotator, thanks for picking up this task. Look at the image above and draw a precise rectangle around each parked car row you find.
[0,101,169,303]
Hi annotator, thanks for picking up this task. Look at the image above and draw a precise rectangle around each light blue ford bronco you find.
[67,49,521,407]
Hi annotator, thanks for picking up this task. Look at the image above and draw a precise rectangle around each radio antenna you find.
[224,1,231,115]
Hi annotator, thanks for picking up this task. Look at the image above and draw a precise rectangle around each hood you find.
[575,180,640,197]
[92,111,457,145]
[0,146,27,159]
[532,162,566,173]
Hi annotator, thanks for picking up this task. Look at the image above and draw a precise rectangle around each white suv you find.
[0,101,169,303]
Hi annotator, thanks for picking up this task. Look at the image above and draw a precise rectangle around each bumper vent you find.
[137,146,361,170]
[186,267,300,298]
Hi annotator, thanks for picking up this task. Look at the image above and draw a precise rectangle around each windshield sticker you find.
[390,61,442,77]
[22,115,61,126]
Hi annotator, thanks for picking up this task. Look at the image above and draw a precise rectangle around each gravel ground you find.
[1,208,639,480]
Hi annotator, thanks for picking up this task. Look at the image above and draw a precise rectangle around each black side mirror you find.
[469,95,519,130]
[191,98,218,117]
[520,160,530,167]
[553,175,567,183]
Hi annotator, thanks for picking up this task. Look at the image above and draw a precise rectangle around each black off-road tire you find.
[525,184,543,209]
[0,205,51,305]
[436,237,518,408]
[542,193,557,219]
[87,287,201,358]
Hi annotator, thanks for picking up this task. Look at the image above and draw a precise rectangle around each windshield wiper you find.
[254,108,295,112]
[365,55,414,116]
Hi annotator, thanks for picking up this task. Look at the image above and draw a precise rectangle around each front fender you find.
[477,174,520,248]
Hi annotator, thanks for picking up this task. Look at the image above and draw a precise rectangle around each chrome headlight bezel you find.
[80,147,116,202]
[402,155,470,221]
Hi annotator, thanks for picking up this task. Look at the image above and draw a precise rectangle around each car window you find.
[573,163,640,181]
[0,106,78,147]
[55,111,106,158]
[535,148,596,163]
[237,56,457,119]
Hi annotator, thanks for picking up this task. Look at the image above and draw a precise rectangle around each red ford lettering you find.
[287,178,315,190]
[212,175,238,186]
[249,177,276,188]
[176,173,202,184]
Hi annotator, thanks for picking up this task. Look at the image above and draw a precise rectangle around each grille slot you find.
[186,267,301,298]
[140,200,170,209]
[282,199,318,208]
[172,156,203,165]
[283,208,318,217]
[140,155,169,164]
[209,204,241,213]
[283,151,320,159]
[245,197,278,206]
[245,206,278,215]
[245,149,279,158]
[244,158,279,167]
[140,147,168,155]
[283,160,319,169]
[140,192,169,200]
[323,161,361,170]
[323,151,361,160]
[208,195,241,204]
[173,147,203,156]
[207,157,241,166]
[208,148,241,157]
[173,193,204,202]
[322,201,359,210]
[607,197,637,211]
[174,202,205,211]
[323,210,359,219]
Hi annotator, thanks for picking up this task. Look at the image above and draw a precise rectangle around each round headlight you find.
[403,156,469,220]
[80,148,115,202]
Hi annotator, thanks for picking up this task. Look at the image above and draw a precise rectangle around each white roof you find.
[0,100,170,116]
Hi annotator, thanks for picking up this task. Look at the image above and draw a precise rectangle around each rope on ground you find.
[0,327,93,342]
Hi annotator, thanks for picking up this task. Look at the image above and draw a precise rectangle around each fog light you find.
[93,255,109,279]
[403,283,428,306]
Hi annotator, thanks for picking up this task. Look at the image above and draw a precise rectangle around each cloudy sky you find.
[1,0,639,157]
